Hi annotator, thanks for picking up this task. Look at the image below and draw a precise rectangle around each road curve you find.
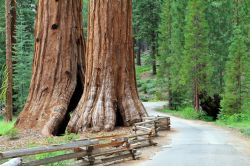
[139,102,250,166]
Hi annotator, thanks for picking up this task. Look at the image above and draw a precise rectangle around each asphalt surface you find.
[139,102,250,166]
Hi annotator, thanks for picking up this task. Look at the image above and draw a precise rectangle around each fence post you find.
[87,145,94,166]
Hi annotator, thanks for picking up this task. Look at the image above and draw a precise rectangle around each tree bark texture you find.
[5,0,13,121]
[67,0,147,133]
[15,0,85,136]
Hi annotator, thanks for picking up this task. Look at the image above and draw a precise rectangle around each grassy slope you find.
[162,107,214,121]
[136,65,160,101]
[216,114,250,136]
[162,108,250,137]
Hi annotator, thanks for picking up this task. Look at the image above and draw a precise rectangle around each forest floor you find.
[0,125,133,151]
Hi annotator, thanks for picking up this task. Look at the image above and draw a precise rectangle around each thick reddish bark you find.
[15,0,85,136]
[67,0,148,133]
[5,0,13,121]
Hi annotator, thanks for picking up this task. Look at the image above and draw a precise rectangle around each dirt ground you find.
[117,129,174,166]
[0,127,134,151]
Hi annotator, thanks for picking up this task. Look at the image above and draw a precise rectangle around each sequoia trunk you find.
[67,0,147,133]
[15,0,85,136]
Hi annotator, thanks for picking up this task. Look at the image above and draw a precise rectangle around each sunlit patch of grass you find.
[216,113,250,137]
[46,133,80,144]
[0,116,16,136]
[33,151,69,166]
[136,65,151,75]
[162,107,214,121]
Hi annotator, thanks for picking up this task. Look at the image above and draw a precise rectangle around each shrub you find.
[163,107,214,121]
[0,118,15,136]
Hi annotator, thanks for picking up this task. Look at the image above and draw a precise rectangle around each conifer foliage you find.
[182,0,211,111]
[0,0,6,108]
[13,1,35,110]
[222,28,250,115]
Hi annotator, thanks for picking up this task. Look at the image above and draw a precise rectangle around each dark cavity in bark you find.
[55,73,84,136]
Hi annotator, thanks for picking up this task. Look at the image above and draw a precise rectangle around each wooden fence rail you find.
[134,116,171,136]
[0,116,170,166]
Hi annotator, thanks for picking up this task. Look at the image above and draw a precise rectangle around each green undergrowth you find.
[216,113,250,137]
[25,133,80,166]
[32,151,69,166]
[162,107,214,121]
[136,65,160,101]
[162,108,250,137]
[0,116,17,138]
[46,133,80,144]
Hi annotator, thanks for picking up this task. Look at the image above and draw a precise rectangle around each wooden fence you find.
[133,116,171,136]
[0,116,170,166]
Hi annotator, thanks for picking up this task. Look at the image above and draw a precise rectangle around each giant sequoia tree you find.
[16,0,146,135]
[15,0,85,136]
[67,0,147,133]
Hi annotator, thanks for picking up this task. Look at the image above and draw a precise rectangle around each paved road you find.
[139,102,250,166]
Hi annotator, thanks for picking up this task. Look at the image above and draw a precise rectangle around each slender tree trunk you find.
[11,0,16,44]
[151,32,157,75]
[151,45,157,75]
[5,0,13,121]
[15,0,85,136]
[136,40,142,66]
[67,0,147,133]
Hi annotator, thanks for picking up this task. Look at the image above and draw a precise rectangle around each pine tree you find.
[221,0,250,115]
[158,0,188,109]
[158,0,172,107]
[133,0,162,75]
[168,0,188,108]
[207,0,233,93]
[0,0,6,91]
[222,28,249,115]
[182,0,211,111]
[13,2,34,111]
[0,0,5,48]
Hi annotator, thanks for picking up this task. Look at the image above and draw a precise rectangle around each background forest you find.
[0,0,250,135]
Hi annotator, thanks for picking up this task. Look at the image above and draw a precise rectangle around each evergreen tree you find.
[158,0,172,106]
[133,0,162,75]
[158,0,188,109]
[168,0,188,108]
[222,0,250,115]
[12,0,35,111]
[207,0,233,93]
[222,28,249,115]
[182,0,211,111]
[0,0,6,83]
